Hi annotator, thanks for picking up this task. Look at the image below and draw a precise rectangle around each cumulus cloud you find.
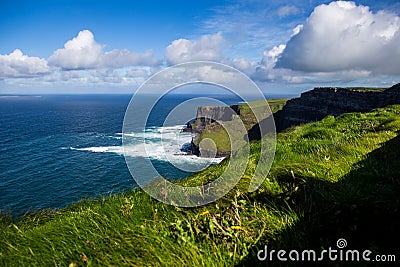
[48,30,101,69]
[261,44,286,71]
[165,32,225,65]
[232,57,257,75]
[228,45,295,83]
[0,49,51,78]
[278,5,300,18]
[290,24,304,37]
[276,1,400,75]
[49,30,161,70]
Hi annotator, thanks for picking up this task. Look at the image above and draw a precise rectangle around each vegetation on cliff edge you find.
[1,104,399,266]
[195,98,289,154]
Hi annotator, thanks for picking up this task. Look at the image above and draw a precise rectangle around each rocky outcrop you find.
[192,105,240,132]
[274,83,400,131]
[188,105,240,157]
[190,139,200,156]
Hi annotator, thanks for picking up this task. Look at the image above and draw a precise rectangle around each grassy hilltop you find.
[194,98,289,154]
[1,104,399,266]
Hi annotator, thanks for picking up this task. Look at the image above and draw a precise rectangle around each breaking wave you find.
[69,125,224,166]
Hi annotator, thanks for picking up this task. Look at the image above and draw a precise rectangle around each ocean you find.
[0,94,249,216]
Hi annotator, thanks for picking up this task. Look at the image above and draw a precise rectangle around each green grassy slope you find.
[1,105,399,266]
[196,98,288,154]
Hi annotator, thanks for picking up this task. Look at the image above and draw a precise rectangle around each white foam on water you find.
[69,126,225,167]
[70,146,122,153]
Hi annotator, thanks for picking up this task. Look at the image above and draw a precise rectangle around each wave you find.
[70,146,122,153]
[69,125,224,166]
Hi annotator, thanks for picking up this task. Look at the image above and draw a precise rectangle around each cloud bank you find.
[165,32,225,65]
[276,1,400,75]
[48,30,160,70]
[0,49,51,78]
[1,1,400,92]
[0,30,161,87]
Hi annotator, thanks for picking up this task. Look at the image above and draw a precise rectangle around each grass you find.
[194,98,289,154]
[1,105,400,266]
[316,87,387,92]
[237,98,289,130]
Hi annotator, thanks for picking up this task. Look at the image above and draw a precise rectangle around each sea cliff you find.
[190,83,400,157]
[274,83,400,131]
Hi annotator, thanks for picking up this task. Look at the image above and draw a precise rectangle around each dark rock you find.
[192,105,240,132]
[190,139,200,156]
[274,83,400,131]
[190,83,400,157]
[181,121,194,133]
[189,105,240,157]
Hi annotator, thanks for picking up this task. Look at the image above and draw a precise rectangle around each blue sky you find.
[1,0,400,94]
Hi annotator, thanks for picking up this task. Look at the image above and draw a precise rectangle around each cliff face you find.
[274,83,400,131]
[189,105,240,157]
[192,105,240,132]
[189,83,400,157]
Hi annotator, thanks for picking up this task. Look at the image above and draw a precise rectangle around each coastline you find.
[1,103,399,265]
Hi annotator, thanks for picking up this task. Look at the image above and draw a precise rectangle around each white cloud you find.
[125,68,149,78]
[234,44,287,82]
[196,65,239,84]
[48,30,101,69]
[232,57,257,75]
[96,69,123,84]
[200,1,306,57]
[0,49,51,78]
[290,24,303,37]
[0,30,160,90]
[261,44,286,71]
[61,70,91,82]
[56,68,147,86]
[278,5,300,18]
[101,49,159,68]
[165,32,225,65]
[276,1,400,75]
[49,30,161,70]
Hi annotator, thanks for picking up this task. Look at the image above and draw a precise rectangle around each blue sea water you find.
[0,94,249,216]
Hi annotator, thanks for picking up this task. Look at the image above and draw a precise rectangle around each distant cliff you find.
[189,83,400,157]
[188,100,286,157]
[274,83,400,131]
[191,105,240,132]
[189,105,240,157]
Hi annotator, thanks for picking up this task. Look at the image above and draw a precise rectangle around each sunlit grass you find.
[195,98,289,153]
[1,105,399,266]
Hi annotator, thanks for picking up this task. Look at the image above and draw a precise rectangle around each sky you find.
[0,0,400,95]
